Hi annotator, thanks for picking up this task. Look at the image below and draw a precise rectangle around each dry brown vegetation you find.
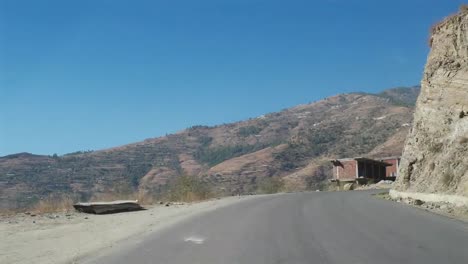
[89,190,135,203]
[89,191,157,205]
[27,176,214,214]
[32,194,75,214]
[257,177,284,194]
[167,175,213,202]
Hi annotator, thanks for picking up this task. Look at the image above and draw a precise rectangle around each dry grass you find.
[6,175,216,215]
[0,208,27,217]
[136,191,158,205]
[89,192,134,202]
[32,194,75,214]
[4,183,212,215]
[170,191,210,203]
[167,175,213,202]
[257,176,284,194]
[89,190,158,205]
[28,188,158,214]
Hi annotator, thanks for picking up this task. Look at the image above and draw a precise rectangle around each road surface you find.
[84,191,468,264]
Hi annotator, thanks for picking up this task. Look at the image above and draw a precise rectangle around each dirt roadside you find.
[0,196,258,264]
[375,191,468,223]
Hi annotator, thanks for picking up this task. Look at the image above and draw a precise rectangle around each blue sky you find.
[0,0,463,156]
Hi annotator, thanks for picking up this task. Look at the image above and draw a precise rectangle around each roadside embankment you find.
[390,189,468,207]
[388,189,468,222]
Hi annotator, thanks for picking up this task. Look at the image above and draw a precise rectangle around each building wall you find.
[335,160,357,180]
[357,161,387,181]
[383,158,400,177]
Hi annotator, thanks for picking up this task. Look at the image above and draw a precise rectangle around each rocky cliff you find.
[395,7,468,197]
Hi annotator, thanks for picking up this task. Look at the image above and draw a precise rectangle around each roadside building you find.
[380,156,401,180]
[330,157,390,184]
[329,156,402,190]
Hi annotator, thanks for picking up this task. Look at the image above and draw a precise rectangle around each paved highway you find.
[85,191,468,264]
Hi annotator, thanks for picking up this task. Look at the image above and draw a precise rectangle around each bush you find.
[305,164,332,190]
[168,175,212,202]
[257,177,284,194]
[32,194,75,214]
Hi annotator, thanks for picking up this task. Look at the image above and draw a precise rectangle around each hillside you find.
[394,6,468,198]
[0,87,418,209]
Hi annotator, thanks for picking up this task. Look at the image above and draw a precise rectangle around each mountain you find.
[0,87,418,210]
[395,7,468,198]
[376,86,420,107]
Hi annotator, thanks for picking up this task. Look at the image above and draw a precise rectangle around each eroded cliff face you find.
[395,7,468,196]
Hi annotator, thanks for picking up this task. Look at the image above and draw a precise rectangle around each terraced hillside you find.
[0,86,419,209]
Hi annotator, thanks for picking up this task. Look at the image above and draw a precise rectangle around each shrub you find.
[168,175,212,202]
[257,177,284,194]
[305,164,332,190]
[32,194,75,214]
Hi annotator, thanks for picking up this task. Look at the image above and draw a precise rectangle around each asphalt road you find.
[86,191,468,264]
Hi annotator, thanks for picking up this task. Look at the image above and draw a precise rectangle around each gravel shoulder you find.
[376,191,468,223]
[0,196,258,264]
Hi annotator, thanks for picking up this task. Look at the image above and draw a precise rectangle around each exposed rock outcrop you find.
[395,7,468,198]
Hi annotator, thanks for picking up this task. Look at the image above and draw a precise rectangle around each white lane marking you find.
[184,236,205,244]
